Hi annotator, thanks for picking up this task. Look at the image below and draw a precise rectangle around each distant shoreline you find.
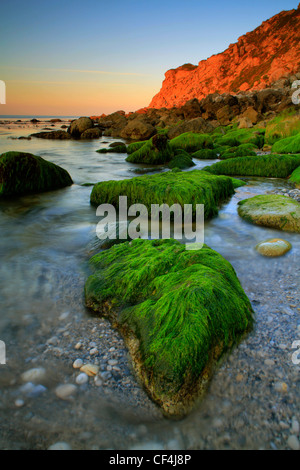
[0,115,79,119]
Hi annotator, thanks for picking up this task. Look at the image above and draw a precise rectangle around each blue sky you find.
[0,0,298,115]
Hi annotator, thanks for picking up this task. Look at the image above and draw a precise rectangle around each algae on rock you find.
[85,239,254,417]
[0,151,73,197]
[238,194,300,233]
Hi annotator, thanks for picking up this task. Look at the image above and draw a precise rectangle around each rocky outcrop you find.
[120,116,156,141]
[149,6,300,109]
[68,117,94,138]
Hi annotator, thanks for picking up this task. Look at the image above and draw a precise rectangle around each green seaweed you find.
[126,135,173,165]
[272,134,300,154]
[90,170,241,220]
[192,149,218,159]
[169,133,213,153]
[85,239,254,415]
[203,154,300,178]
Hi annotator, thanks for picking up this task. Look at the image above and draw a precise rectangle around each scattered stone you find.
[287,435,300,451]
[48,442,72,450]
[75,373,89,385]
[55,384,77,400]
[80,364,99,377]
[73,359,83,369]
[21,367,46,383]
[255,239,292,257]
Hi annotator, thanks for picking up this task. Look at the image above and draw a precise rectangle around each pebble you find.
[80,364,99,377]
[48,442,72,450]
[287,435,300,451]
[15,399,25,408]
[274,381,288,393]
[94,376,103,387]
[21,367,46,383]
[108,359,118,366]
[73,359,83,369]
[55,384,77,400]
[89,348,98,355]
[74,342,82,350]
[291,418,300,435]
[75,373,89,385]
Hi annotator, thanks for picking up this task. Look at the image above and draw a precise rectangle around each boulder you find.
[126,134,172,164]
[30,130,71,140]
[80,128,102,139]
[0,152,73,196]
[120,117,156,141]
[238,194,300,233]
[68,117,94,138]
[167,117,214,139]
[85,238,253,417]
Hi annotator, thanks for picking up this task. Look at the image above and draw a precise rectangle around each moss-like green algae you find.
[85,238,254,416]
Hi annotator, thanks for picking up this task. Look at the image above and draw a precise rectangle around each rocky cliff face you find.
[149,6,300,109]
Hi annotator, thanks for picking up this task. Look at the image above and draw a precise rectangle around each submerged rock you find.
[0,151,73,197]
[238,195,300,233]
[30,130,71,140]
[85,239,254,417]
[255,238,292,257]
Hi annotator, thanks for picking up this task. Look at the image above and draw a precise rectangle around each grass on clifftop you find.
[85,239,254,414]
[203,154,300,178]
[90,169,243,220]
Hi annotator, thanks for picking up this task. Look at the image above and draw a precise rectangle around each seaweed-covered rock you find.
[126,134,173,165]
[203,154,300,178]
[238,195,300,233]
[126,141,148,155]
[289,166,300,187]
[219,144,257,160]
[213,128,265,149]
[120,117,156,141]
[0,152,73,196]
[168,154,195,169]
[265,110,300,145]
[192,149,218,159]
[169,133,213,153]
[85,238,254,417]
[91,169,243,220]
[272,134,300,154]
[96,144,127,154]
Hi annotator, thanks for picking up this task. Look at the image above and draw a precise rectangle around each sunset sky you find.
[0,0,297,116]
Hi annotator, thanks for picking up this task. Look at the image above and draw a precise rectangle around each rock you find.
[167,117,214,139]
[85,239,253,417]
[126,134,173,164]
[80,128,102,139]
[55,384,77,400]
[73,359,83,369]
[0,152,73,197]
[204,154,300,178]
[169,132,213,153]
[30,130,71,140]
[287,435,300,451]
[48,442,72,450]
[120,117,155,141]
[21,367,46,383]
[255,238,292,257]
[80,364,99,376]
[90,169,243,221]
[68,117,94,138]
[238,117,253,129]
[75,373,89,385]
[238,195,300,233]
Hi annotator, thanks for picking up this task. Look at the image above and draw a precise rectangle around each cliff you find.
[149,6,300,109]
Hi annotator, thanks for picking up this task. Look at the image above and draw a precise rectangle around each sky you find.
[0,0,298,116]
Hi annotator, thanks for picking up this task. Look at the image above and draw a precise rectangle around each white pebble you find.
[291,418,300,435]
[287,435,300,451]
[108,359,118,366]
[55,384,77,400]
[48,442,72,450]
[73,359,83,369]
[75,342,82,350]
[15,399,25,408]
[21,367,46,383]
[89,348,98,355]
[75,373,88,385]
